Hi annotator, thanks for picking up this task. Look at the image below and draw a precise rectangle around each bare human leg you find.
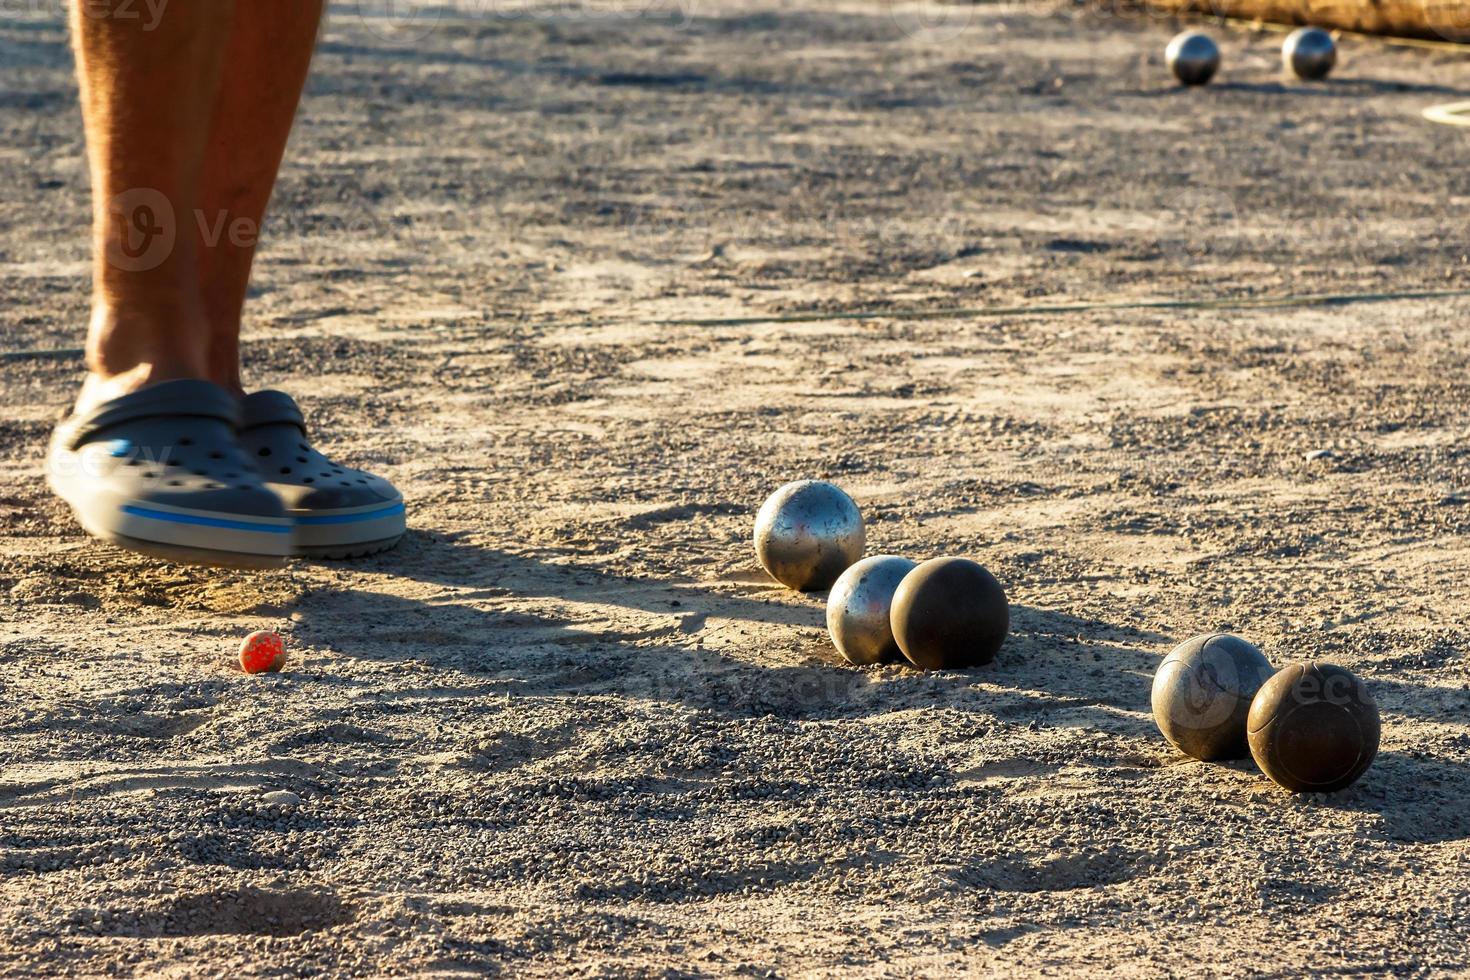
[58,0,397,566]
[70,0,236,414]
[196,0,325,395]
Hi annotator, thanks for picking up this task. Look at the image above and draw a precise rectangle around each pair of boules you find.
[827,555,1008,670]
[1165,27,1335,86]
[1152,633,1378,792]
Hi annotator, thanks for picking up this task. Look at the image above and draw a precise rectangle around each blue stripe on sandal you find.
[121,505,293,533]
[294,502,406,526]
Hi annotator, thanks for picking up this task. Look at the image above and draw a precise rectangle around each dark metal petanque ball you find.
[889,557,1009,670]
[1248,661,1380,793]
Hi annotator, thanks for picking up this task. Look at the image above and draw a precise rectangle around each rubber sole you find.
[107,531,288,570]
[287,499,406,559]
[297,534,405,561]
[57,496,291,570]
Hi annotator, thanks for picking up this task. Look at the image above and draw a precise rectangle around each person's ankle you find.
[76,302,212,414]
[199,297,246,398]
[74,363,208,417]
[203,342,245,399]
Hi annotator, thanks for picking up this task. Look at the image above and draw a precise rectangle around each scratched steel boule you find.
[826,555,917,665]
[753,480,865,592]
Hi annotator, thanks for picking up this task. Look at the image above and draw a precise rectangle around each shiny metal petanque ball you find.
[754,480,865,592]
[1152,633,1275,761]
[1248,661,1379,793]
[1282,27,1336,80]
[1166,31,1220,86]
[826,555,917,665]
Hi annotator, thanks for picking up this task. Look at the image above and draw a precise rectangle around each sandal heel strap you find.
[64,380,241,450]
[241,390,306,433]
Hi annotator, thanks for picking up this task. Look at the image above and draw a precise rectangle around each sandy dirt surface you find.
[4,0,1470,975]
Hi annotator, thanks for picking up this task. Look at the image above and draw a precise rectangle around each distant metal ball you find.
[1166,31,1220,86]
[889,557,1009,670]
[1152,633,1275,761]
[1283,27,1336,80]
[826,555,917,666]
[1248,661,1379,793]
[753,480,865,592]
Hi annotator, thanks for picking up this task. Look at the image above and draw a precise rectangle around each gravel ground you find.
[2,0,1470,975]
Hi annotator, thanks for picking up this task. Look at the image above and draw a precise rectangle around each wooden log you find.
[1134,0,1470,42]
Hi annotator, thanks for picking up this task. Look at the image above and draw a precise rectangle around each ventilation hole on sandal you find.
[167,480,183,487]
[296,456,308,464]
[303,478,315,484]
[179,437,194,446]
[237,484,252,490]
[224,472,238,479]
[299,443,309,451]
[357,479,368,484]
[280,467,292,475]
[125,459,141,466]
[257,447,272,457]
[208,451,224,460]
[142,471,157,478]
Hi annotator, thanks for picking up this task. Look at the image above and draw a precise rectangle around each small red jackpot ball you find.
[239,630,287,674]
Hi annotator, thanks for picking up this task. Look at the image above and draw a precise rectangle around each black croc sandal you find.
[47,380,293,568]
[239,390,406,559]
